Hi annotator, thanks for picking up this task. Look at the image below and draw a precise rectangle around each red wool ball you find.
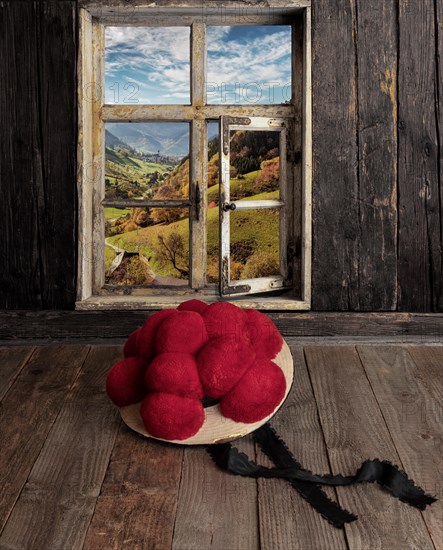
[177,299,208,314]
[123,328,140,358]
[245,309,283,360]
[106,357,147,408]
[220,360,286,423]
[145,352,204,400]
[201,302,248,341]
[197,336,255,399]
[137,309,178,362]
[140,392,205,440]
[155,311,208,355]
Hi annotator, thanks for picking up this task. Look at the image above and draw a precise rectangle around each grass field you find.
[106,188,280,279]
[207,170,265,202]
[104,207,130,220]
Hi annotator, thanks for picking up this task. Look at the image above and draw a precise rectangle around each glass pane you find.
[207,121,220,283]
[105,26,190,104]
[105,122,190,200]
[229,208,280,281]
[207,26,292,104]
[105,207,189,286]
[229,130,280,200]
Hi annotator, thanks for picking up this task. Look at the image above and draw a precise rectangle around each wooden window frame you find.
[76,1,312,310]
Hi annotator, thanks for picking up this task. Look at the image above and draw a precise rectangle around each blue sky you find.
[105,25,291,104]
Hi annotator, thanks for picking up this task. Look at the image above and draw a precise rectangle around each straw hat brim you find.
[119,339,293,445]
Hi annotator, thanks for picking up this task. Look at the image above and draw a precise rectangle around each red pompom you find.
[145,352,204,399]
[197,336,255,399]
[245,309,283,359]
[155,311,208,355]
[140,392,205,440]
[137,309,178,362]
[220,360,286,423]
[106,357,147,407]
[177,299,208,314]
[201,302,248,341]
[123,328,140,358]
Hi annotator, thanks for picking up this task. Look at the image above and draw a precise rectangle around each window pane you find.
[105,26,190,104]
[105,207,189,286]
[207,26,292,104]
[229,208,280,281]
[229,129,280,199]
[207,121,220,283]
[105,122,190,200]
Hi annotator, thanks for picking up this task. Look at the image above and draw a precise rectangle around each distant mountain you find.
[106,122,190,157]
[105,129,128,150]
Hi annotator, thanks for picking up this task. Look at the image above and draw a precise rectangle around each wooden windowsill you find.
[75,294,311,311]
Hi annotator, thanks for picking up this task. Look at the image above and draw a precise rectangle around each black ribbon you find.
[207,423,437,529]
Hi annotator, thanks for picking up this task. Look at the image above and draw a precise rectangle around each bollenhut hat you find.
[106,299,293,444]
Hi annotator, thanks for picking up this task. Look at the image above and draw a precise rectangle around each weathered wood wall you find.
[312,0,442,311]
[0,0,441,311]
[0,1,77,309]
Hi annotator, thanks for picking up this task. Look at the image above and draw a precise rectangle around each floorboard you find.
[357,346,442,550]
[84,424,184,550]
[0,346,121,550]
[0,345,89,535]
[256,346,348,550]
[171,437,259,550]
[0,343,440,550]
[407,346,443,404]
[304,345,435,550]
[0,345,34,401]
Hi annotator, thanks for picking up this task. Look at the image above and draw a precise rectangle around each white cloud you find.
[104,25,291,103]
[105,26,191,101]
[206,28,291,92]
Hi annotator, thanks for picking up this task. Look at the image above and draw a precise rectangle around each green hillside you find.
[105,146,174,200]
[107,189,279,282]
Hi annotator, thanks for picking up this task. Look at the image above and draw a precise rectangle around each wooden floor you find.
[0,343,441,550]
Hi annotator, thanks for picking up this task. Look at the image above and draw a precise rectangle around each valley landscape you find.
[104,123,281,286]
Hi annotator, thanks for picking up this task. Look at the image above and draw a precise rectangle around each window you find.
[77,2,312,310]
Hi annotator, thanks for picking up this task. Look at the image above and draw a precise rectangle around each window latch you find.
[195,182,201,221]
[222,202,236,212]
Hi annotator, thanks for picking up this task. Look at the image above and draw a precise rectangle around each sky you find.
[105,25,292,105]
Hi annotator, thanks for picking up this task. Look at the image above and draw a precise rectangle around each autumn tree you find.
[254,157,280,192]
[151,184,183,224]
[153,232,188,279]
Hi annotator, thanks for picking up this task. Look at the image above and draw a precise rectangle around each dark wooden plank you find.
[257,347,347,550]
[84,425,183,550]
[0,346,34,401]
[355,0,398,310]
[0,346,121,550]
[172,437,259,550]
[34,1,77,308]
[398,0,442,312]
[0,345,89,534]
[1,311,442,340]
[0,1,76,309]
[437,0,443,313]
[311,0,359,310]
[0,2,42,308]
[357,346,442,549]
[305,345,434,549]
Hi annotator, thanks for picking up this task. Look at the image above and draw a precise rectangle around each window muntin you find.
[78,6,311,309]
